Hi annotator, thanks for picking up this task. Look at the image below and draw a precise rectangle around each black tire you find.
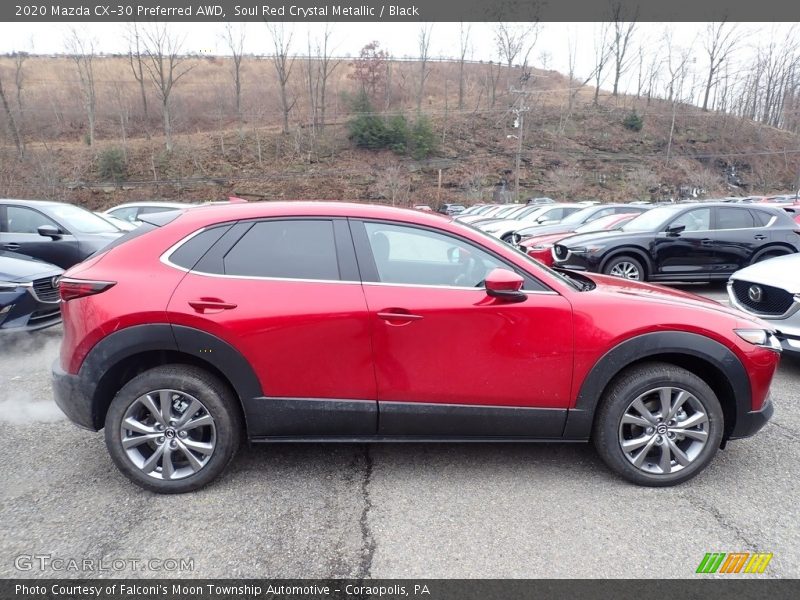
[602,255,646,281]
[593,362,724,487]
[104,365,243,494]
[500,232,515,244]
[752,247,792,264]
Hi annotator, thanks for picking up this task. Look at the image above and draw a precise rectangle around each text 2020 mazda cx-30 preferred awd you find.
[52,202,780,493]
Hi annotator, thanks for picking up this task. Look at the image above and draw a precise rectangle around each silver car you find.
[728,253,800,354]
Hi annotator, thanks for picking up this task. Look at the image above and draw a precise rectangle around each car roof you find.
[0,198,70,207]
[169,201,490,229]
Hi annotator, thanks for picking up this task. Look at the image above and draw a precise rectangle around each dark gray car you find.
[0,199,123,269]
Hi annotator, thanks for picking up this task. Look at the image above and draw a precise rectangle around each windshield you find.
[50,205,120,234]
[574,214,624,233]
[450,218,583,291]
[621,206,682,232]
[515,205,549,220]
[557,206,601,227]
[494,205,522,218]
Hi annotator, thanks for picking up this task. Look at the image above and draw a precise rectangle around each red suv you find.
[53,202,780,493]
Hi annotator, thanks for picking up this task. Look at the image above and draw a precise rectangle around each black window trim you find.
[348,217,556,294]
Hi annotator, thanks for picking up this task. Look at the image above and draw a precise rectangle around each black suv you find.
[552,203,800,281]
[0,199,123,269]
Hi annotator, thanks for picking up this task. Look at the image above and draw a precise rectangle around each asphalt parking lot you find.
[1,282,798,579]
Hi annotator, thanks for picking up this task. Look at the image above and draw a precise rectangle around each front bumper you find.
[52,359,98,431]
[728,394,774,440]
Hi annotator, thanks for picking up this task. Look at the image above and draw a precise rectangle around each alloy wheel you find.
[119,389,217,481]
[609,261,641,280]
[618,386,710,475]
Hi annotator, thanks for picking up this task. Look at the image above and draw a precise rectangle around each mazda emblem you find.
[748,285,763,303]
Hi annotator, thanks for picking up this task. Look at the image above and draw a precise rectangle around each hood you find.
[554,229,639,248]
[583,271,760,322]
[521,231,575,247]
[730,253,800,293]
[0,251,63,282]
[480,218,526,231]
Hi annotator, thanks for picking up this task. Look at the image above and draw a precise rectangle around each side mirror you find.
[665,224,686,237]
[484,268,526,303]
[38,225,62,239]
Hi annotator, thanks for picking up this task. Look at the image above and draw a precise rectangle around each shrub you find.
[97,147,127,182]
[408,116,437,160]
[623,111,644,132]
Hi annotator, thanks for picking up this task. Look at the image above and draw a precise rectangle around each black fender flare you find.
[750,244,797,264]
[79,324,262,429]
[599,246,653,278]
[562,331,751,439]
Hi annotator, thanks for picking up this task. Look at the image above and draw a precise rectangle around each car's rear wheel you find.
[500,232,515,243]
[752,247,792,264]
[593,362,724,486]
[603,255,645,281]
[104,365,242,493]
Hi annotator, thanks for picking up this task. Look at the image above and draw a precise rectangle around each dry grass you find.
[1,55,800,206]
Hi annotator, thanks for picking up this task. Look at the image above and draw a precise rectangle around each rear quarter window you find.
[170,226,231,270]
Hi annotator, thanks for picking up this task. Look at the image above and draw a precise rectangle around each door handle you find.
[3,243,20,251]
[188,298,238,313]
[754,234,766,240]
[700,238,713,245]
[377,310,424,323]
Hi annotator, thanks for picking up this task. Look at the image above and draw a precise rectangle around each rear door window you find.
[223,219,341,281]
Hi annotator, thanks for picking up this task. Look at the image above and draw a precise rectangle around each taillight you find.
[59,277,116,302]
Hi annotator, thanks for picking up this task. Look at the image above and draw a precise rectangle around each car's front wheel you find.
[603,255,645,281]
[593,362,724,486]
[104,365,242,493]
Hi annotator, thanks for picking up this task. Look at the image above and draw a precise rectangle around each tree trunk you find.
[0,77,23,157]
[163,99,172,151]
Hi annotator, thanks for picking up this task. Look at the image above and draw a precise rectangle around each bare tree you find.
[126,23,149,121]
[315,24,339,129]
[65,28,97,146]
[416,24,433,112]
[458,23,471,110]
[266,23,295,135]
[140,24,195,151]
[592,23,612,105]
[701,21,738,111]
[610,3,637,96]
[377,165,411,206]
[495,22,540,70]
[495,22,540,93]
[222,23,246,119]
[0,74,23,157]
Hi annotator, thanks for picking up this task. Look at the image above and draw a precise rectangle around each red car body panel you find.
[57,201,779,423]
[361,284,573,407]
[168,275,377,400]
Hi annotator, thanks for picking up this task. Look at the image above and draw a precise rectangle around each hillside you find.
[1,54,799,210]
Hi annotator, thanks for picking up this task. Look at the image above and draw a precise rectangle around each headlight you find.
[0,280,21,291]
[531,243,553,250]
[570,245,605,254]
[734,328,782,352]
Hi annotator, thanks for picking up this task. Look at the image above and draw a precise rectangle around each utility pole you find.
[508,71,544,202]
[512,106,527,202]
